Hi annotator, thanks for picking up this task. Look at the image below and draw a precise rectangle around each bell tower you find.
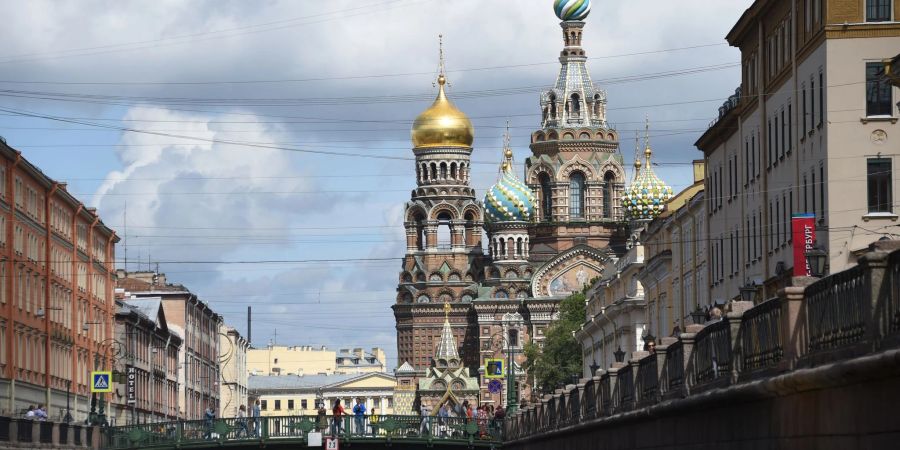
[394,37,483,371]
[525,0,626,261]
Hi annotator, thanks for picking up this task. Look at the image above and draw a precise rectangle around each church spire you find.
[434,302,460,365]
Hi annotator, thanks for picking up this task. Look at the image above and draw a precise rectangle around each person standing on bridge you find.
[331,399,345,436]
[352,398,367,436]
[419,404,431,436]
[250,400,261,437]
[316,402,328,432]
[203,404,216,439]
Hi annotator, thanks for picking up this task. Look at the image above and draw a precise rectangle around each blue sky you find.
[0,0,750,368]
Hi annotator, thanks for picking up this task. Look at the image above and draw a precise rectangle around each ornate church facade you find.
[392,0,670,412]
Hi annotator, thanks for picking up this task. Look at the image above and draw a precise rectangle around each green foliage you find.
[523,292,585,394]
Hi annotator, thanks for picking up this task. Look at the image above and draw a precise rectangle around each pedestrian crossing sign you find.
[91,371,112,393]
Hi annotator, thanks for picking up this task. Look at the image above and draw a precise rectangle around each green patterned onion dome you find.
[554,0,591,21]
[622,147,673,221]
[483,152,537,223]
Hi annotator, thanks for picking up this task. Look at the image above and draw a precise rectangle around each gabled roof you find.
[395,361,416,374]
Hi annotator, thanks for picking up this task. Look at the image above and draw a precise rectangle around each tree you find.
[523,291,585,395]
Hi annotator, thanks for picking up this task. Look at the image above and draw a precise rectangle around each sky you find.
[0,0,750,369]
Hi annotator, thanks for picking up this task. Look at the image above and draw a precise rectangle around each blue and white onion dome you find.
[483,149,537,223]
[622,146,674,221]
[554,0,591,21]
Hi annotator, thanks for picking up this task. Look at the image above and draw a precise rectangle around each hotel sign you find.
[126,366,137,404]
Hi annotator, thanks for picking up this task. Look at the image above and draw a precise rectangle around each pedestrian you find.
[352,399,366,436]
[437,404,450,438]
[24,405,35,420]
[418,403,431,435]
[235,405,248,438]
[35,404,48,421]
[250,400,261,437]
[369,408,379,436]
[203,404,215,439]
[476,406,488,437]
[316,402,328,432]
[331,399,345,436]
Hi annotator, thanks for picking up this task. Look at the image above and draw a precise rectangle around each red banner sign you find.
[792,214,816,277]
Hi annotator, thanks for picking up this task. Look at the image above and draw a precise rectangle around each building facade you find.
[695,0,900,304]
[393,0,627,407]
[117,271,222,420]
[0,140,119,422]
[247,345,387,377]
[248,372,397,417]
[219,326,249,418]
[110,297,181,425]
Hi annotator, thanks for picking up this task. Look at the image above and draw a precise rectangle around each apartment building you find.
[696,0,900,303]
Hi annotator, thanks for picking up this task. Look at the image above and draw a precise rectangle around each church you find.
[391,0,672,414]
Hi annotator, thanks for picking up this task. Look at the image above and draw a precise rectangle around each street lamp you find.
[613,347,626,363]
[739,280,757,303]
[589,360,600,375]
[690,304,707,325]
[805,242,828,278]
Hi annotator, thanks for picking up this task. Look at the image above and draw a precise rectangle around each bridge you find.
[102,415,503,450]
[502,243,900,450]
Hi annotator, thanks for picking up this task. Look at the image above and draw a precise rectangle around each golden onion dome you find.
[411,74,474,148]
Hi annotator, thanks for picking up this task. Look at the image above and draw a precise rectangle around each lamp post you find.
[806,242,828,278]
[739,280,757,303]
[690,304,707,325]
[595,308,624,364]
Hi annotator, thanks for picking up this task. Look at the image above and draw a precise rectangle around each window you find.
[508,329,519,347]
[818,72,824,126]
[288,400,294,410]
[810,77,816,130]
[768,119,773,167]
[261,400,268,411]
[802,85,808,135]
[603,172,615,219]
[867,62,893,117]
[868,158,892,213]
[780,109,785,158]
[569,172,585,219]
[540,173,552,221]
[867,0,892,22]
[301,399,308,410]
[787,103,792,152]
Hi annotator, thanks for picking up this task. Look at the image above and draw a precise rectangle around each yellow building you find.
[247,345,387,377]
[248,372,397,417]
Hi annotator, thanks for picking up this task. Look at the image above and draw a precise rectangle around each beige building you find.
[695,0,900,303]
[639,170,707,341]
[247,345,386,377]
[219,326,249,418]
[248,372,397,417]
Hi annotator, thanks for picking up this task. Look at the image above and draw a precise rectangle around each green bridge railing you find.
[103,415,504,449]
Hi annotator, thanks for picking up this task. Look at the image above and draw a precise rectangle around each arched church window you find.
[548,93,557,119]
[494,290,509,299]
[539,173,552,221]
[401,293,412,303]
[439,293,453,303]
[437,212,452,249]
[461,293,474,302]
[516,237,523,257]
[429,273,442,282]
[450,162,457,180]
[505,270,518,279]
[440,162,448,180]
[430,163,438,181]
[416,295,431,303]
[448,273,461,282]
[508,329,519,347]
[593,94,602,117]
[571,93,581,117]
[569,172,585,219]
[603,171,616,219]
[402,272,412,283]
[416,273,426,283]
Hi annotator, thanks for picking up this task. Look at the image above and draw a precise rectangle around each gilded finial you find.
[436,34,447,87]
[633,131,642,174]
[644,115,652,161]
[443,301,451,319]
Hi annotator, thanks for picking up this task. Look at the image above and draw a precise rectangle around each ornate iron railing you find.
[739,297,784,374]
[662,340,684,397]
[103,415,502,449]
[806,264,869,352]
[692,319,732,385]
[635,355,658,407]
[614,364,634,413]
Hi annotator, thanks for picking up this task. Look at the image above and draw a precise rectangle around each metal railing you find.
[806,264,869,352]
[739,297,784,375]
[103,415,503,449]
[506,246,900,441]
[692,319,731,386]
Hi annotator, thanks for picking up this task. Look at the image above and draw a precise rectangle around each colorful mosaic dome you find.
[622,145,673,221]
[483,149,537,223]
[554,0,591,21]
